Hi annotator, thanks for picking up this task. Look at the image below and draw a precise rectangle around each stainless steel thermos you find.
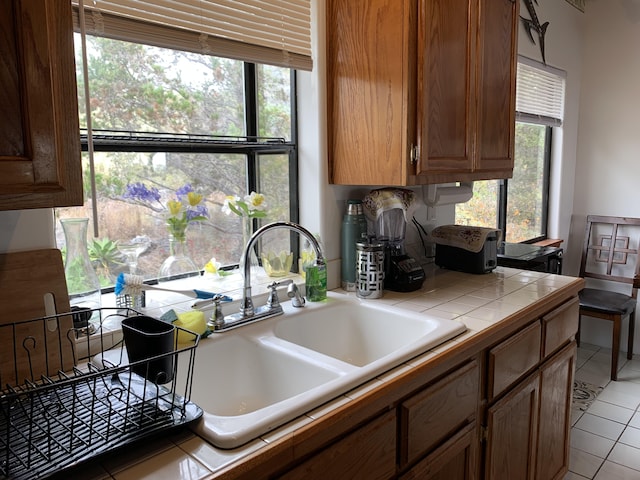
[341,200,368,291]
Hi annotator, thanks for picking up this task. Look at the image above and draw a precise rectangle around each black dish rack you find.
[0,308,202,479]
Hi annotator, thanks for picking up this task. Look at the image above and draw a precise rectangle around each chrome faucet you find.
[212,221,324,332]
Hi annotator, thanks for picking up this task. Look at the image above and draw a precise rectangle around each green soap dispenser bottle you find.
[341,200,368,291]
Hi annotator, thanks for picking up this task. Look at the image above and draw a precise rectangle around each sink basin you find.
[188,335,341,416]
[274,301,455,366]
[186,291,466,448]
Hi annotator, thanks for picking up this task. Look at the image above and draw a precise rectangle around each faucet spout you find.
[214,221,325,332]
[239,221,324,318]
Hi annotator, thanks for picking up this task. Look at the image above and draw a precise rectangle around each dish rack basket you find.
[0,307,202,480]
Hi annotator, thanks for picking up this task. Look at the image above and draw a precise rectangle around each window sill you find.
[100,267,305,328]
[532,238,564,248]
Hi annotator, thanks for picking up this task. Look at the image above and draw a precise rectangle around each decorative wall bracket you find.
[521,0,549,65]
[565,0,585,12]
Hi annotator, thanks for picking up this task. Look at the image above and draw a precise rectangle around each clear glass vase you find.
[60,218,102,326]
[158,233,198,282]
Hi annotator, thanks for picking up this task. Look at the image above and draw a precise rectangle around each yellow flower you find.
[187,191,203,206]
[167,199,183,216]
[204,258,220,274]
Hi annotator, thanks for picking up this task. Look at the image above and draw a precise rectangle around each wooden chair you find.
[577,215,640,381]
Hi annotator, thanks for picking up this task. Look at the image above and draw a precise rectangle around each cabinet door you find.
[400,422,478,480]
[327,0,417,186]
[416,0,476,178]
[485,371,539,480]
[536,342,576,480]
[475,0,518,175]
[0,0,82,210]
[399,359,479,467]
[279,410,396,480]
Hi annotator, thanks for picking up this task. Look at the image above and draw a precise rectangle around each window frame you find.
[77,56,300,274]
[498,123,553,243]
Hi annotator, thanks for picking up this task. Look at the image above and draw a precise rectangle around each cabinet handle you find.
[411,145,419,165]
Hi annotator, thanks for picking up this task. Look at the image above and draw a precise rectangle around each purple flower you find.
[187,204,209,221]
[124,183,161,203]
[176,184,194,200]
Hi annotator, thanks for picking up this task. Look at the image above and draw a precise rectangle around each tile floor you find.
[566,344,640,479]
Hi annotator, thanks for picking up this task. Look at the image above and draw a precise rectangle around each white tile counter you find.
[61,266,583,479]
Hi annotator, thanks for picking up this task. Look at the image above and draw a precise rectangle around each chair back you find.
[579,215,640,299]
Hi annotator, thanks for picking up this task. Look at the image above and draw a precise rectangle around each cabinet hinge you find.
[480,425,488,443]
[410,145,419,165]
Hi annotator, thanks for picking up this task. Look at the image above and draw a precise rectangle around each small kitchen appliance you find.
[432,225,500,274]
[363,188,425,292]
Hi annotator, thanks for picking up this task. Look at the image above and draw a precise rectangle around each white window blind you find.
[516,56,566,127]
[71,0,312,71]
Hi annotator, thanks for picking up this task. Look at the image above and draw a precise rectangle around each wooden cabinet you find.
[483,299,577,480]
[326,0,518,186]
[485,370,539,480]
[279,409,396,480]
[536,344,575,480]
[399,359,479,468]
[400,422,478,480]
[0,0,82,210]
[485,342,576,480]
[399,360,480,479]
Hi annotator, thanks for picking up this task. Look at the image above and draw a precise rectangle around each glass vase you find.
[241,215,260,269]
[60,218,102,327]
[242,216,253,251]
[158,233,198,282]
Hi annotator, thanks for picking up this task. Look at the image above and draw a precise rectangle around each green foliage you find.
[456,123,549,242]
[88,238,123,285]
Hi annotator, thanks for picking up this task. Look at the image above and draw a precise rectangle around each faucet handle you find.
[266,279,293,309]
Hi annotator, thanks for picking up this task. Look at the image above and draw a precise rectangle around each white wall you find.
[518,0,585,249]
[566,0,640,350]
[0,209,55,252]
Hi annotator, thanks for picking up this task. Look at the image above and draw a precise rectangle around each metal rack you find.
[0,308,202,479]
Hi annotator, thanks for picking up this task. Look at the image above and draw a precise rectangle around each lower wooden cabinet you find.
[484,341,576,480]
[485,370,539,480]
[399,359,479,467]
[400,422,478,480]
[536,342,576,480]
[279,409,396,480]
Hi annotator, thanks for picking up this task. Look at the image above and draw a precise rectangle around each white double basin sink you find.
[186,291,466,449]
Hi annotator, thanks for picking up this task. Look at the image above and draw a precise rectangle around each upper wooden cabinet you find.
[327,0,518,186]
[0,0,83,211]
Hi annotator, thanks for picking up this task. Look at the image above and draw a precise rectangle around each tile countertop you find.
[63,266,584,480]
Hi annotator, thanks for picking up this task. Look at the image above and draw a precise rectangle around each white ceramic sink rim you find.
[190,291,466,449]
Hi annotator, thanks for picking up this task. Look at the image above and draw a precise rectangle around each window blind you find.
[71,0,312,71]
[516,56,566,127]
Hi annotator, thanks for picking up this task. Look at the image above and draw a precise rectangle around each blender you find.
[363,188,425,292]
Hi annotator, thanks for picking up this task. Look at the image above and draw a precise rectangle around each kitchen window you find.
[456,58,565,243]
[55,2,309,286]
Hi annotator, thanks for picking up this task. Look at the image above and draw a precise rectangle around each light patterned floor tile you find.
[570,427,616,458]
[630,412,640,429]
[569,447,605,478]
[594,461,640,479]
[574,414,625,441]
[608,443,640,471]
[586,400,634,425]
[618,427,640,449]
[598,389,640,410]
